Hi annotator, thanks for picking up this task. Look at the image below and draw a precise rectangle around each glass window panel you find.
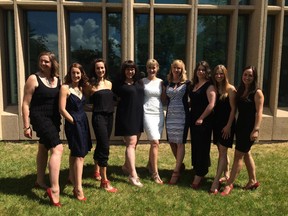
[154,15,187,80]
[198,0,229,5]
[66,0,101,2]
[263,16,274,106]
[106,0,122,3]
[135,14,149,75]
[135,0,149,3]
[279,16,288,107]
[268,0,276,5]
[239,0,250,5]
[69,12,102,73]
[155,0,188,3]
[26,11,58,77]
[196,15,229,70]
[286,0,288,6]
[3,11,17,105]
[235,15,248,87]
[107,13,122,81]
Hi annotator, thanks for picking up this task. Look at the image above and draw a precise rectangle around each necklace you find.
[74,87,82,96]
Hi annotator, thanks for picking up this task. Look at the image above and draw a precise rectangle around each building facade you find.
[0,0,287,141]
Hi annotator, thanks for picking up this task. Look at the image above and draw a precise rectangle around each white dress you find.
[143,77,164,140]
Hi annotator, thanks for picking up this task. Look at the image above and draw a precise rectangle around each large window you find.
[263,16,274,106]
[26,11,58,77]
[235,15,248,87]
[196,15,229,70]
[198,0,230,5]
[279,16,288,107]
[69,12,102,73]
[154,15,187,80]
[107,13,122,81]
[135,14,149,74]
[3,11,17,106]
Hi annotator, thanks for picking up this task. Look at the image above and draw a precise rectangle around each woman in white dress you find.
[143,59,165,184]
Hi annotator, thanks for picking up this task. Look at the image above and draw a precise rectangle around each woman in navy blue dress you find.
[210,65,236,194]
[221,66,264,196]
[89,58,117,192]
[59,63,92,201]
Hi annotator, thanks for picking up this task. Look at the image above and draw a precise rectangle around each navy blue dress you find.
[65,93,92,157]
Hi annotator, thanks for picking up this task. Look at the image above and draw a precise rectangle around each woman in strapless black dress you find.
[221,66,264,196]
[22,51,63,206]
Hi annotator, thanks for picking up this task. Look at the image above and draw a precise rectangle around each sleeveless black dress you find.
[235,90,257,153]
[212,94,235,148]
[64,93,92,157]
[189,81,214,176]
[29,74,61,149]
[114,81,144,136]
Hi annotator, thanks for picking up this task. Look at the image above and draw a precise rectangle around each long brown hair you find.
[212,64,229,100]
[38,51,59,78]
[64,62,89,88]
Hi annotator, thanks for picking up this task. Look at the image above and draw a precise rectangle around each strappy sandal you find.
[168,171,180,185]
[100,180,118,193]
[152,172,163,184]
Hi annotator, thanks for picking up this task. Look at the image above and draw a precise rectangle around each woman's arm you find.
[22,75,37,138]
[59,85,74,124]
[222,85,237,139]
[196,84,216,125]
[250,89,264,141]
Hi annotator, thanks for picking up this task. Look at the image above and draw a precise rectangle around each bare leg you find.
[210,144,228,191]
[36,143,48,188]
[169,142,177,159]
[169,144,185,184]
[69,155,75,185]
[125,135,138,178]
[74,157,85,199]
[150,140,163,183]
[244,151,257,187]
[48,144,63,203]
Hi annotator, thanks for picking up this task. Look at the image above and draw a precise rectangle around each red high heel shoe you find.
[168,171,180,185]
[45,188,61,207]
[244,181,260,190]
[221,184,233,196]
[190,176,203,190]
[93,172,102,181]
[100,180,118,193]
[73,188,87,201]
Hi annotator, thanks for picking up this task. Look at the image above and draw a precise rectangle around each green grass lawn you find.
[0,141,287,216]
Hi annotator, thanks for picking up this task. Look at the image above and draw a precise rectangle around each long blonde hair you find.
[167,59,187,83]
[212,64,229,100]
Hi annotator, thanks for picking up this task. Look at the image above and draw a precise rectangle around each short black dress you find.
[114,81,144,136]
[189,81,214,177]
[64,93,92,157]
[212,94,235,148]
[29,74,61,149]
[235,90,257,153]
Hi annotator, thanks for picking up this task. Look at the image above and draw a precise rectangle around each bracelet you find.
[23,126,31,132]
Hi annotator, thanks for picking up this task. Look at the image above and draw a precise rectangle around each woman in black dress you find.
[114,60,144,187]
[22,51,63,206]
[59,63,92,201]
[221,66,264,196]
[189,61,216,189]
[210,65,236,194]
[89,58,117,192]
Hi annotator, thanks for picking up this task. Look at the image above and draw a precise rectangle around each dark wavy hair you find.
[236,65,258,100]
[38,51,59,78]
[89,58,109,86]
[64,62,89,88]
[192,60,211,85]
[119,60,140,83]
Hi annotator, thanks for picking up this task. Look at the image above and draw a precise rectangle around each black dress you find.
[114,81,144,136]
[29,74,61,149]
[65,93,92,157]
[212,94,235,148]
[189,81,214,177]
[235,91,257,153]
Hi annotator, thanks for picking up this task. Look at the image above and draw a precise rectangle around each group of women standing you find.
[22,51,264,207]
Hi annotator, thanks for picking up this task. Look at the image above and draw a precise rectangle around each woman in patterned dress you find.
[165,59,190,185]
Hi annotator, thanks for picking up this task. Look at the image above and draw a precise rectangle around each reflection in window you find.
[235,15,248,87]
[286,0,288,6]
[26,11,58,77]
[155,0,188,3]
[197,15,228,70]
[198,0,229,5]
[107,13,122,81]
[107,0,122,2]
[239,0,249,5]
[154,15,187,80]
[135,0,149,3]
[3,11,17,105]
[69,12,102,73]
[135,14,149,75]
[263,16,274,106]
[279,17,288,107]
[268,0,276,5]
